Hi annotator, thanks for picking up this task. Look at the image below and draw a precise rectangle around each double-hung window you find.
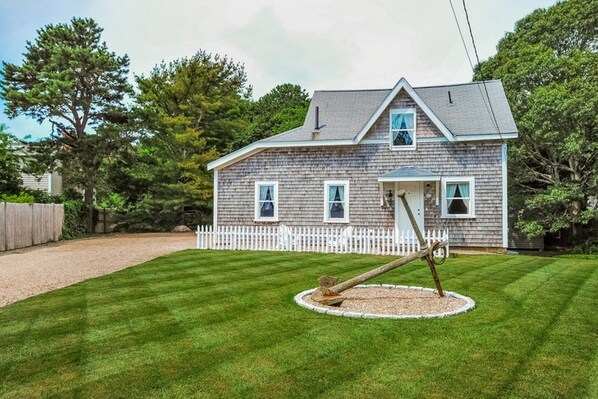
[324,180,349,223]
[255,181,278,221]
[390,108,416,150]
[441,177,475,218]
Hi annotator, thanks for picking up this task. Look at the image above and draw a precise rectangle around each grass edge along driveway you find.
[1,250,597,399]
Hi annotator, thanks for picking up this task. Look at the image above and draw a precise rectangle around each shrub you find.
[97,192,126,211]
[61,199,87,239]
[0,192,36,203]
[573,234,598,255]
[119,195,178,232]
[59,190,86,239]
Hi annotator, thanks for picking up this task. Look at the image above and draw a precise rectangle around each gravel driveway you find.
[0,232,196,307]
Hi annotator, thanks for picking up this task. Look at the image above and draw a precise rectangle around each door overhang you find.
[377,166,440,182]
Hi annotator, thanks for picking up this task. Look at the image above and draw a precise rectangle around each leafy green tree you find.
[118,51,250,229]
[243,83,310,147]
[475,0,598,243]
[0,124,23,195]
[1,17,132,231]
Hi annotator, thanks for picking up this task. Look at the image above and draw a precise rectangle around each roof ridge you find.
[313,80,502,93]
[315,88,391,93]
[414,80,502,90]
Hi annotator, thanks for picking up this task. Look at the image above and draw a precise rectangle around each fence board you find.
[0,202,5,251]
[6,203,32,250]
[4,203,15,250]
[195,225,449,257]
[33,204,43,245]
[53,204,64,241]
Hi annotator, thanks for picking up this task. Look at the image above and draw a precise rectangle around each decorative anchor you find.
[311,190,447,306]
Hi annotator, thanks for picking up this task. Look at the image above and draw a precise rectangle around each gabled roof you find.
[352,78,454,143]
[208,78,518,170]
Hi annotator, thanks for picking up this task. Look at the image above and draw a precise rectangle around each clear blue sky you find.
[0,0,558,140]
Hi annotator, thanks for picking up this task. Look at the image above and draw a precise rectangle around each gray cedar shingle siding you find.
[217,141,504,248]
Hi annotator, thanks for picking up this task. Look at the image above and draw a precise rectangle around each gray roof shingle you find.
[263,80,517,143]
[416,80,517,135]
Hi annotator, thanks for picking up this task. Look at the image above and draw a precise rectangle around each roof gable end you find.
[353,78,455,143]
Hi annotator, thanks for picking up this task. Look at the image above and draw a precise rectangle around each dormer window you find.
[390,108,416,150]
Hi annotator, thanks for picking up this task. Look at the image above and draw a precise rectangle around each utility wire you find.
[449,0,503,139]
[449,0,497,135]
[449,0,496,131]
[449,0,475,72]
[460,0,502,135]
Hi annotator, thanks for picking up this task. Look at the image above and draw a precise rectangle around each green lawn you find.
[1,250,597,399]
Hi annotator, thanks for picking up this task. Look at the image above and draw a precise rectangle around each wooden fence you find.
[196,225,449,257]
[0,202,64,251]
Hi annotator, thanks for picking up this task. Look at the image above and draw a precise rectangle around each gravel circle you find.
[295,284,475,319]
[0,232,196,307]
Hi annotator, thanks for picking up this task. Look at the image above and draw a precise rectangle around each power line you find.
[449,0,475,72]
[460,0,502,135]
[449,0,497,135]
[449,0,496,131]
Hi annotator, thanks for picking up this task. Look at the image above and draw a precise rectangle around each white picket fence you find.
[196,225,449,257]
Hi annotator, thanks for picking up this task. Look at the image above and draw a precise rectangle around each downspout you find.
[501,143,508,249]
[213,169,218,228]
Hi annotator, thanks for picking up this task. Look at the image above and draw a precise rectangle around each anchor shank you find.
[330,242,447,294]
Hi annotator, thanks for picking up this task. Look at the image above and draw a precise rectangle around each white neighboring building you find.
[13,143,63,195]
[21,170,63,195]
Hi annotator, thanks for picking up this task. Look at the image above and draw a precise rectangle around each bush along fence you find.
[196,225,449,257]
[0,202,64,251]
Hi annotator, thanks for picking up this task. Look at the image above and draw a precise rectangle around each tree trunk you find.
[571,223,584,243]
[84,184,94,233]
[571,199,584,243]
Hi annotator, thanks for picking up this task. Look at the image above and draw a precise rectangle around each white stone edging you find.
[294,284,475,319]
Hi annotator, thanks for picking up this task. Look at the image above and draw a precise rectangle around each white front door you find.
[395,182,424,233]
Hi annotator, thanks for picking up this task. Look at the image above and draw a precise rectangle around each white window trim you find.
[441,177,476,219]
[323,180,350,223]
[254,181,279,222]
[389,108,417,151]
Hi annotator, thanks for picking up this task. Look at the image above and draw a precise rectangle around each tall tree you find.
[1,17,132,231]
[230,83,310,150]
[249,83,310,143]
[0,124,22,195]
[475,0,598,243]
[122,51,250,229]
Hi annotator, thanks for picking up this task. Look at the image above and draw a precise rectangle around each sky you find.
[0,0,558,140]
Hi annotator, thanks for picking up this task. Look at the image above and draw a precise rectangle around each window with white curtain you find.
[324,180,349,223]
[390,108,416,150]
[255,182,278,221]
[441,177,475,218]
